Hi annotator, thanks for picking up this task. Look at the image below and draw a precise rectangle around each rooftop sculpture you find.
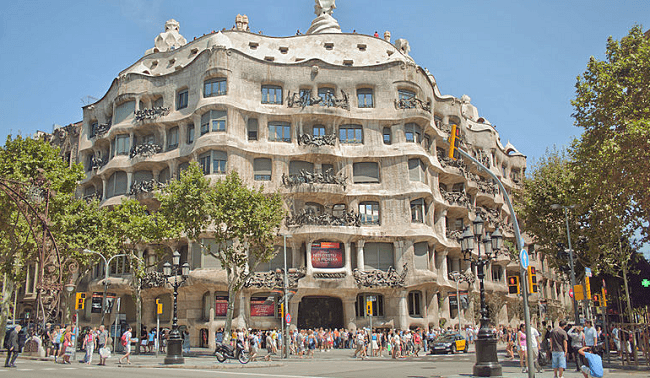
[146,19,187,54]
[307,0,341,34]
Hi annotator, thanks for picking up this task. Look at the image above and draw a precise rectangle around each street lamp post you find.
[461,217,503,377]
[550,204,580,325]
[83,249,127,325]
[162,251,190,365]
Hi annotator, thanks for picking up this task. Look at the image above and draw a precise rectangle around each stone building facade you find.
[73,7,570,346]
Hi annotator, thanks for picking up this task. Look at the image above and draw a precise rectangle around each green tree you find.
[572,25,650,242]
[0,135,84,342]
[209,172,284,342]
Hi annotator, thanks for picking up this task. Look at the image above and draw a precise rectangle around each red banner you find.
[311,242,344,268]
[215,296,228,317]
[250,297,275,317]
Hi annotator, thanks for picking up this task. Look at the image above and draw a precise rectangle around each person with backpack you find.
[118,326,132,364]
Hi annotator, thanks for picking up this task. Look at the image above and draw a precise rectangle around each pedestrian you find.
[568,324,586,371]
[584,321,598,348]
[577,346,603,377]
[119,326,132,364]
[61,325,73,364]
[83,327,96,365]
[517,324,528,373]
[182,329,190,354]
[550,320,569,378]
[530,324,543,373]
[50,325,61,361]
[97,325,109,366]
[4,325,21,368]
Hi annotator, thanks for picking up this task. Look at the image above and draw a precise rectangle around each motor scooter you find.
[215,339,250,364]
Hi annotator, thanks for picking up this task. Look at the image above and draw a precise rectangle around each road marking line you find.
[142,368,329,378]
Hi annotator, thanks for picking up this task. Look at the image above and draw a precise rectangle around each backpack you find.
[121,332,128,346]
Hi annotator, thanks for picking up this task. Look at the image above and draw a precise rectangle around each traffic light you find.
[585,277,591,298]
[279,303,284,318]
[527,266,538,293]
[156,298,163,315]
[448,124,461,160]
[601,287,607,307]
[508,276,520,295]
[75,292,86,310]
[593,294,600,307]
[366,300,373,316]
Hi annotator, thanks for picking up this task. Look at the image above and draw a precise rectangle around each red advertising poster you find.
[250,297,276,317]
[215,296,228,317]
[311,242,343,268]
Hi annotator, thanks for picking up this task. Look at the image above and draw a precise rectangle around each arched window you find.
[408,291,422,317]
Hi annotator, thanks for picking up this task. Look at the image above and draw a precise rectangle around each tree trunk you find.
[135,284,142,355]
[223,268,235,344]
[621,261,638,362]
[0,279,15,348]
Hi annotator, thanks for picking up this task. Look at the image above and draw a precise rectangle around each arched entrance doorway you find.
[297,296,343,329]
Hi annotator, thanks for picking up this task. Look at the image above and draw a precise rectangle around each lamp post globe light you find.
[162,251,190,365]
[461,215,503,377]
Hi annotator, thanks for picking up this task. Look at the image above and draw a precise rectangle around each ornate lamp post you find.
[162,251,190,365]
[461,215,503,377]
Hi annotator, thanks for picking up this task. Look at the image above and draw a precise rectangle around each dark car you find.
[429,334,468,354]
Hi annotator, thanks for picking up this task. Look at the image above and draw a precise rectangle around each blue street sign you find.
[520,249,529,270]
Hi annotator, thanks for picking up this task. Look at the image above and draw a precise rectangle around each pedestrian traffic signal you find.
[508,276,520,295]
[366,300,373,316]
[448,124,461,160]
[527,266,538,293]
[75,292,86,310]
[593,294,600,307]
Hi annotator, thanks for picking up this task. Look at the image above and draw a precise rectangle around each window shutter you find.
[114,101,135,124]
[353,162,379,183]
[289,161,314,175]
[114,171,127,195]
[254,158,272,176]
[413,242,428,270]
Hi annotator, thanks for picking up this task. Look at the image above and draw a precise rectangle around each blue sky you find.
[1,0,648,163]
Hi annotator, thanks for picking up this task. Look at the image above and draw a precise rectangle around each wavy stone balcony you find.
[286,208,361,227]
[297,133,336,147]
[281,169,347,190]
[440,188,473,210]
[286,90,350,110]
[134,106,170,122]
[394,97,431,113]
[129,143,162,159]
[130,179,163,196]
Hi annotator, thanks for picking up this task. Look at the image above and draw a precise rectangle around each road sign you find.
[585,267,592,278]
[519,249,529,269]
[285,313,291,324]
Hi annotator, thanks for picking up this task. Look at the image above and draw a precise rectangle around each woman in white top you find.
[568,325,585,372]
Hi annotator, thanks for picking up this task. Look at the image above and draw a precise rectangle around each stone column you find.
[393,240,406,272]
[356,240,365,271]
[126,172,133,194]
[342,297,357,331]
[306,241,313,275]
[102,178,107,201]
[130,131,135,151]
[436,250,449,282]
[344,242,352,275]
[397,291,408,330]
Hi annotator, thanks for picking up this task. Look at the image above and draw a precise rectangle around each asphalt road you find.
[2,347,647,378]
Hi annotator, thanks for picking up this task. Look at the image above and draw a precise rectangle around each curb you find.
[119,362,285,369]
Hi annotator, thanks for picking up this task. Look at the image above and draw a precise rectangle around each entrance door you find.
[297,296,344,330]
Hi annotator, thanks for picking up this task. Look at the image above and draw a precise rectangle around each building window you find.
[204,78,227,97]
[492,265,503,282]
[114,100,135,124]
[413,242,429,270]
[410,198,426,223]
[353,162,379,184]
[114,134,130,156]
[405,123,422,143]
[359,202,380,225]
[318,87,336,106]
[408,291,422,316]
[383,127,391,145]
[199,152,211,174]
[355,294,384,317]
[187,125,195,144]
[339,124,363,144]
[159,167,170,183]
[167,127,179,150]
[201,110,227,135]
[268,122,291,142]
[313,125,326,137]
[248,118,258,141]
[289,161,315,180]
[90,121,99,137]
[398,89,415,101]
[363,242,394,271]
[254,158,272,181]
[357,88,374,108]
[106,171,127,198]
[212,150,227,174]
[177,89,188,110]
[408,158,426,183]
[262,85,283,104]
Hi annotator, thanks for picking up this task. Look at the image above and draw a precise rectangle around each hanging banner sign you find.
[311,242,344,269]
[250,297,276,317]
[215,296,228,317]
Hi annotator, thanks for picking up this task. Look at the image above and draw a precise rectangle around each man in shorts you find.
[119,326,132,364]
[550,320,568,378]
